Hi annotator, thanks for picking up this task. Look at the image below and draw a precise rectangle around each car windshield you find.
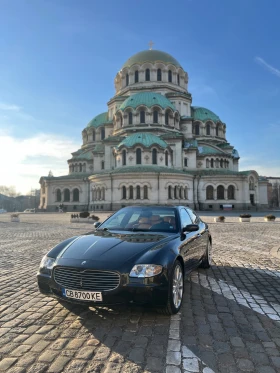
[98,207,179,233]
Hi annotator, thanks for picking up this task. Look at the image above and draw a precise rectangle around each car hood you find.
[57,230,174,267]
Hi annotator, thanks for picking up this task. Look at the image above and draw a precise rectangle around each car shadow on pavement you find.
[40,298,171,372]
[180,266,280,372]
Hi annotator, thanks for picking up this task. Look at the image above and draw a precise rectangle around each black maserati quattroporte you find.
[37,205,212,314]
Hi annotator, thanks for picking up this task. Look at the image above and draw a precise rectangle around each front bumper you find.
[37,270,169,307]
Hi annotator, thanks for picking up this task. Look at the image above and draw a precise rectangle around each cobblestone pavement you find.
[0,213,280,372]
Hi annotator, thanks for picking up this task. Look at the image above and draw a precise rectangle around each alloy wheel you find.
[172,264,183,309]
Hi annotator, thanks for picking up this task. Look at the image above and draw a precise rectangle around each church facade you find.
[39,49,268,212]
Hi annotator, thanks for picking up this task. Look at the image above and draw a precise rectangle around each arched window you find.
[56,189,61,202]
[92,131,96,141]
[174,186,178,199]
[228,185,235,199]
[73,188,79,202]
[136,186,140,199]
[128,112,133,125]
[153,110,158,123]
[216,126,219,136]
[184,187,188,200]
[152,149,157,164]
[140,110,145,124]
[136,148,142,164]
[101,161,105,169]
[120,115,123,127]
[217,185,225,199]
[165,152,168,166]
[145,68,150,81]
[206,186,214,200]
[129,186,133,199]
[122,186,126,199]
[122,150,126,166]
[144,185,148,199]
[206,159,210,168]
[220,159,223,168]
[179,187,182,199]
[177,74,180,85]
[135,70,139,83]
[184,158,188,167]
[211,159,214,168]
[206,123,211,135]
[216,159,220,168]
[195,123,200,135]
[101,128,105,140]
[249,177,255,190]
[79,163,82,172]
[126,73,129,86]
[64,189,70,202]
[168,70,172,83]
[157,68,162,81]
[168,186,172,199]
[165,112,169,125]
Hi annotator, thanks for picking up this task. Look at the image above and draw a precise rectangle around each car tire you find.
[157,260,184,315]
[200,240,212,269]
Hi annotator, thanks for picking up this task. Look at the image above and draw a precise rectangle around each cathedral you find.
[39,48,268,211]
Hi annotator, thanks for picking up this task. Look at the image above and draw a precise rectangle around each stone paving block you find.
[0,358,18,370]
[166,351,181,365]
[48,356,71,373]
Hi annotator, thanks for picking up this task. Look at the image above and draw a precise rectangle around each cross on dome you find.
[148,40,154,50]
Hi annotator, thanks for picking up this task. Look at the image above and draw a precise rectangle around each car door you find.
[186,208,208,261]
[178,208,200,270]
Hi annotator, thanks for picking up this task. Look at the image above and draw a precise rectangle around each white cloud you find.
[0,133,81,194]
[255,57,280,78]
[0,102,21,111]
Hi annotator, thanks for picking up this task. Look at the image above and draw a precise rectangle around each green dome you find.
[192,107,221,123]
[122,50,182,69]
[119,92,175,111]
[86,112,112,128]
[117,132,168,149]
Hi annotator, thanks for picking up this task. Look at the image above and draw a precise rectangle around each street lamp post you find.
[83,177,90,212]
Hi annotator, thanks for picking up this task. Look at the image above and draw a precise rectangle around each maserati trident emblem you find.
[81,261,86,265]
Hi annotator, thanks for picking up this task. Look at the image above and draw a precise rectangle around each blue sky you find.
[0,0,279,193]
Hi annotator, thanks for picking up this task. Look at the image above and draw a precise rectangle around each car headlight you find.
[39,256,55,275]
[129,264,163,278]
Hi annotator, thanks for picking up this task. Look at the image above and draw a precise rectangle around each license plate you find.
[62,288,102,302]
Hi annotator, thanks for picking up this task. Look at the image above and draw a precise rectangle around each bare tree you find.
[0,185,20,197]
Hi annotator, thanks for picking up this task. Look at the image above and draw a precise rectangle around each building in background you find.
[39,49,268,211]
[267,177,280,208]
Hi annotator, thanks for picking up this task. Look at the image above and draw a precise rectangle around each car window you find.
[180,208,192,228]
[104,212,126,228]
[186,208,198,223]
[100,207,178,232]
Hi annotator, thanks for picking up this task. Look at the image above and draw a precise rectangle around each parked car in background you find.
[23,209,35,213]
[38,205,212,314]
[0,209,7,214]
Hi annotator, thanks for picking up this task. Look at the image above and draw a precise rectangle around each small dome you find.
[122,50,182,69]
[86,112,111,128]
[119,92,175,111]
[192,107,221,123]
[117,132,168,149]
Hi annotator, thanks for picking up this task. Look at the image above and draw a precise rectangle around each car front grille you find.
[53,267,120,291]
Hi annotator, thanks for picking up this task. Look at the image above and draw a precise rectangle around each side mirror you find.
[183,224,199,233]
[93,221,101,228]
